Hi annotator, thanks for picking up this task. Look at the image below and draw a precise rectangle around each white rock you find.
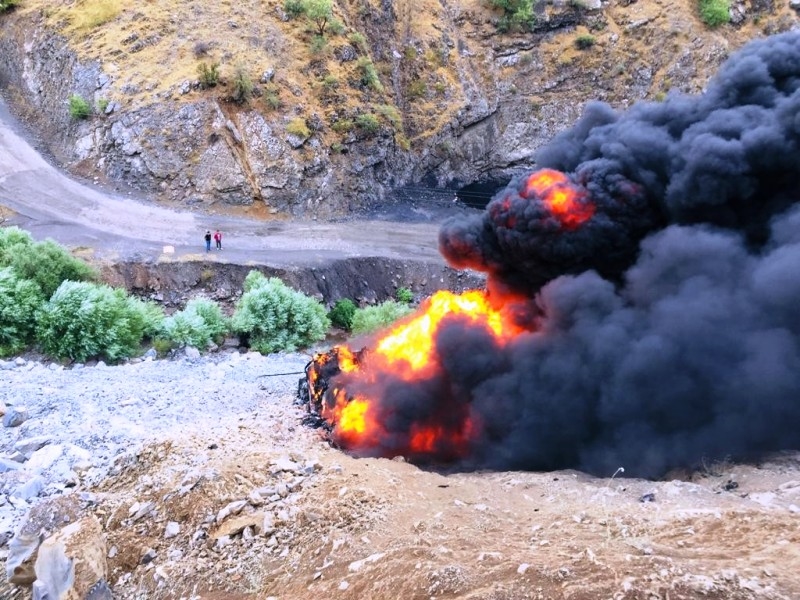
[348,552,386,572]
[216,500,247,523]
[13,436,52,458]
[25,445,64,473]
[164,521,180,539]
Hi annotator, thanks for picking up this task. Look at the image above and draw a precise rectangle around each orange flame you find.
[523,169,595,229]
[374,290,524,376]
[321,289,530,458]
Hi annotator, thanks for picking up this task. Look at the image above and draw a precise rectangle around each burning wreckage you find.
[300,32,800,479]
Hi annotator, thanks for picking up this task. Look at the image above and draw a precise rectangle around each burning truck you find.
[300,32,800,479]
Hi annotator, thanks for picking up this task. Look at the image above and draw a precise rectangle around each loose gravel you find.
[0,349,313,538]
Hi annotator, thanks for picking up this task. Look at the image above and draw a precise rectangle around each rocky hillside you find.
[0,0,798,218]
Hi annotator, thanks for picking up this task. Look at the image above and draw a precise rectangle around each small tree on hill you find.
[305,0,333,36]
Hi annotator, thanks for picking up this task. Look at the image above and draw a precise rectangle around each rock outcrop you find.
[0,1,797,217]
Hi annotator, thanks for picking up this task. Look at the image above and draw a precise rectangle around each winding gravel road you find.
[0,94,472,268]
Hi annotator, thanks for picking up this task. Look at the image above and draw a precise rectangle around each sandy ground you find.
[95,413,800,600]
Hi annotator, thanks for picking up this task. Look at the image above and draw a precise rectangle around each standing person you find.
[204,230,212,252]
[214,229,222,250]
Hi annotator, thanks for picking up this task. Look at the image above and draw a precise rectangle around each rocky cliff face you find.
[0,0,797,218]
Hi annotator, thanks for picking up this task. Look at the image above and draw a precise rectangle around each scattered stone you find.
[0,458,22,473]
[478,551,502,562]
[214,535,233,550]
[128,501,155,522]
[262,513,276,536]
[216,500,248,524]
[640,493,656,503]
[13,436,52,459]
[247,490,265,507]
[26,445,64,473]
[3,406,29,428]
[348,552,386,572]
[213,512,264,539]
[164,521,181,539]
[271,457,299,474]
[14,476,45,501]
[141,548,157,565]
[260,68,275,83]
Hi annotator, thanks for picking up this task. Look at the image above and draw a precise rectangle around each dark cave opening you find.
[456,178,508,209]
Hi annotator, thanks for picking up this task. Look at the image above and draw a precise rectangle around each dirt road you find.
[0,95,472,268]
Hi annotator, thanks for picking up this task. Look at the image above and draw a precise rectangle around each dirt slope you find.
[94,409,800,600]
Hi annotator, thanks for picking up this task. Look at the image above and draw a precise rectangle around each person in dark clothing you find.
[204,230,212,252]
[213,229,222,250]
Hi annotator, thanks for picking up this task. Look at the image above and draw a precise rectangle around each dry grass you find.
[26,0,423,148]
[62,0,123,32]
[13,0,797,154]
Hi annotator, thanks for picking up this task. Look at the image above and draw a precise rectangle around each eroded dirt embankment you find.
[100,256,486,309]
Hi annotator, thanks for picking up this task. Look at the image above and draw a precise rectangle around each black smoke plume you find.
[423,32,800,477]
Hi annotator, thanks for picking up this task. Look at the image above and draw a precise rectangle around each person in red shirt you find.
[213,229,222,250]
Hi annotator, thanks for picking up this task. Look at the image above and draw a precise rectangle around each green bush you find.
[0,268,44,357]
[197,62,220,88]
[375,104,402,129]
[151,337,175,357]
[287,117,311,138]
[130,298,165,339]
[407,80,426,100]
[36,282,153,362]
[322,74,339,89]
[575,34,596,49]
[231,65,254,104]
[357,57,383,92]
[348,31,367,51]
[4,239,95,298]
[310,35,328,54]
[490,0,535,32]
[328,298,357,330]
[351,300,413,335]
[328,19,345,35]
[161,297,228,350]
[395,287,413,304]
[284,0,305,17]
[162,300,224,349]
[0,0,21,12]
[355,113,380,134]
[96,98,109,113]
[331,118,353,133]
[699,0,729,27]
[0,226,33,263]
[231,272,329,354]
[68,94,91,120]
[264,87,282,111]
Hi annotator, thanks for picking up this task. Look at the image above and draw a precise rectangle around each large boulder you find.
[32,516,109,600]
[5,496,83,585]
